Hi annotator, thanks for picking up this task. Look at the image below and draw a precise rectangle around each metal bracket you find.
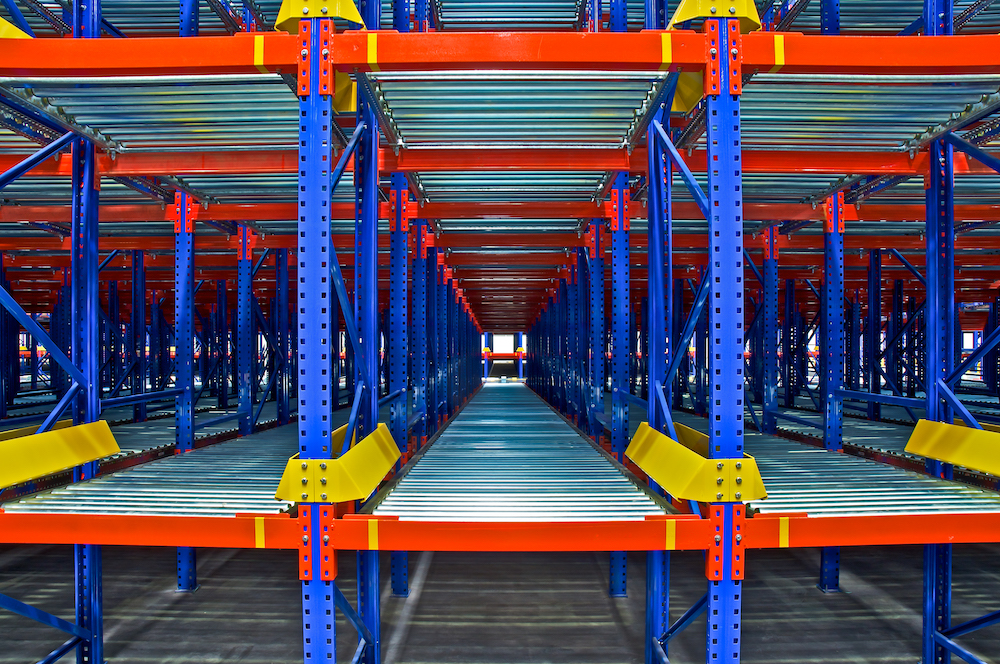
[170,191,197,233]
[823,191,845,234]
[705,504,747,581]
[297,505,336,581]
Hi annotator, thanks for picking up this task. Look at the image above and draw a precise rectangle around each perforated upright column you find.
[297,17,337,664]
[704,18,747,664]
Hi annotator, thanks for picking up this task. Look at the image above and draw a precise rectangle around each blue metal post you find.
[389,173,410,597]
[821,193,844,453]
[237,226,253,435]
[298,17,337,664]
[131,251,146,422]
[704,17,747,664]
[412,220,429,445]
[173,192,198,594]
[762,229,779,432]
[217,279,229,409]
[644,101,671,664]
[276,248,290,426]
[609,173,629,598]
[70,128,103,664]
[174,192,196,454]
[820,0,840,33]
[356,0,382,655]
[70,0,104,647]
[923,5,955,660]
[818,195,846,594]
[437,261,448,427]
[783,279,795,407]
[866,249,882,421]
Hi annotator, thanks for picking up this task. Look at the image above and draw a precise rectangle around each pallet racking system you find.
[0,0,999,663]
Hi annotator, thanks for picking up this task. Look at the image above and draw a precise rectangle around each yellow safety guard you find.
[0,421,119,488]
[275,422,400,503]
[667,0,761,32]
[625,422,766,503]
[905,419,1000,478]
[274,0,365,32]
[0,16,32,39]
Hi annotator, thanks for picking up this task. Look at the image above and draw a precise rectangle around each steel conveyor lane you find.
[0,427,297,517]
[368,383,668,522]
[670,412,1000,518]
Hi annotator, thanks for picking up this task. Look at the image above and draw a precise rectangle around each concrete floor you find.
[1,543,998,663]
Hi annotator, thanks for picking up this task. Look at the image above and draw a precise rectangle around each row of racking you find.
[0,0,999,663]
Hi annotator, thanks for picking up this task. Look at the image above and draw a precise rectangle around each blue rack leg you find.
[609,172,630,598]
[762,229,779,433]
[704,17,747,664]
[818,547,841,593]
[358,550,381,664]
[391,551,409,598]
[297,16,338,664]
[70,126,104,664]
[174,192,196,453]
[176,546,199,593]
[131,251,147,422]
[923,543,953,664]
[609,551,628,598]
[237,226,253,435]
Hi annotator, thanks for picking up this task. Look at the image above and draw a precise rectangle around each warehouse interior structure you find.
[1,0,1000,662]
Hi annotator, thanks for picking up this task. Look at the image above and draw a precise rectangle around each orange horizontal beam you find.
[743,32,1000,76]
[333,30,707,73]
[11,148,1000,177]
[0,512,300,549]
[337,514,710,551]
[0,32,298,77]
[1,31,999,79]
[747,512,1000,548]
[3,201,1000,223]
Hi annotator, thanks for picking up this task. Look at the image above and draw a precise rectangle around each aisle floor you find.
[0,544,998,663]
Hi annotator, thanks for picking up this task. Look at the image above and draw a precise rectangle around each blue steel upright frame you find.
[356,0,383,657]
[643,27,671,657]
[174,191,198,593]
[609,172,630,598]
[923,5,956,663]
[298,16,338,664]
[389,172,410,597]
[762,228,779,433]
[69,0,104,657]
[703,18,747,663]
[588,219,604,440]
[237,225,254,435]
[819,192,845,593]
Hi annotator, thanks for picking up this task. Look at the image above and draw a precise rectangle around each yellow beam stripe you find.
[367,32,379,72]
[254,517,266,548]
[660,33,672,72]
[665,519,677,550]
[253,35,269,74]
[368,519,379,550]
[778,516,789,548]
[769,34,785,73]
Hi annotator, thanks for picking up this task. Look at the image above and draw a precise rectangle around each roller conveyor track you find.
[1,427,297,517]
[370,383,667,522]
[671,412,1000,517]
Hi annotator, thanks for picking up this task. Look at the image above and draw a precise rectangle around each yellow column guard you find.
[0,16,32,39]
[905,419,1000,478]
[667,0,762,32]
[0,420,120,488]
[275,422,400,503]
[625,422,766,503]
[274,0,365,32]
